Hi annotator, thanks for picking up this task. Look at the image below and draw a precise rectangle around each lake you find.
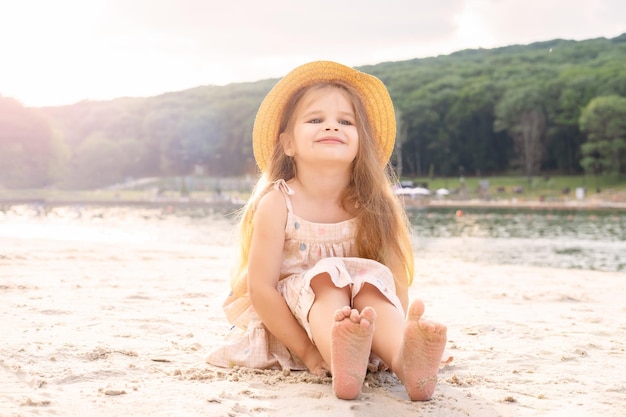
[1,204,624,272]
[408,207,625,272]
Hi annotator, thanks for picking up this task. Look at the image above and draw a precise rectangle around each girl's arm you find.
[247,189,328,375]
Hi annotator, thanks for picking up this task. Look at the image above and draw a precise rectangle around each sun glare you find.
[0,1,216,106]
[0,1,105,106]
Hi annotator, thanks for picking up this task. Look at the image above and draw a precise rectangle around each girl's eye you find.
[339,120,352,126]
[309,118,322,124]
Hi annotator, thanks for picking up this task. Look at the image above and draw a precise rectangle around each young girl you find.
[207,61,447,401]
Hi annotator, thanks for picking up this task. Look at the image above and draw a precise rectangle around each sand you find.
[1,234,625,417]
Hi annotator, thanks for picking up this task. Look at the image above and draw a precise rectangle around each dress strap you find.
[273,179,295,213]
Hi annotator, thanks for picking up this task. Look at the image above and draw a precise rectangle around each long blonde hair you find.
[230,82,414,297]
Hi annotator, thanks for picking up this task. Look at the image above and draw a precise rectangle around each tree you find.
[19,32,624,188]
[543,72,598,173]
[69,132,126,188]
[0,96,63,187]
[393,107,407,177]
[444,79,510,175]
[494,86,547,181]
[46,128,71,184]
[579,95,626,176]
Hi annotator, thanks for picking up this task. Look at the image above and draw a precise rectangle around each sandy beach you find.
[1,221,625,416]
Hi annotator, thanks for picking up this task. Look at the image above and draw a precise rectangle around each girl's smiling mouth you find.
[316,136,345,144]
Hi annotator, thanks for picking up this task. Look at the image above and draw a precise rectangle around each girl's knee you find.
[310,273,351,303]
[353,283,397,310]
[310,272,333,290]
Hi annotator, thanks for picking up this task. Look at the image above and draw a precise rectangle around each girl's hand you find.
[367,353,389,373]
[300,343,330,377]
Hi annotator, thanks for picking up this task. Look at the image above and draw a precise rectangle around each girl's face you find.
[282,86,359,168]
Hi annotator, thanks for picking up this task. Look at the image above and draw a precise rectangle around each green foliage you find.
[0,96,60,187]
[494,85,547,181]
[68,132,127,188]
[1,34,626,189]
[579,95,626,175]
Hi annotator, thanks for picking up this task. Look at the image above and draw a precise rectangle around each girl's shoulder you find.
[257,186,287,209]
[255,187,289,223]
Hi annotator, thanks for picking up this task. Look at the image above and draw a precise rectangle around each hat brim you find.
[252,61,396,172]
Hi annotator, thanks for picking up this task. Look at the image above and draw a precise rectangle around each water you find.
[409,208,626,272]
[1,204,625,272]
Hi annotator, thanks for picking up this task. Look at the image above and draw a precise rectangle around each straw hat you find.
[252,61,396,172]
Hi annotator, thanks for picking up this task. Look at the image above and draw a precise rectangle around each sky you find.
[0,0,624,107]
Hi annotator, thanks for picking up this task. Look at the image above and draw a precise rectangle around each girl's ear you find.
[280,132,295,157]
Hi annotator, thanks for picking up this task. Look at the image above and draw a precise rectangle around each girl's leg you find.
[309,273,376,400]
[352,284,404,367]
[308,273,351,362]
[396,300,447,400]
[329,305,376,400]
[353,284,447,401]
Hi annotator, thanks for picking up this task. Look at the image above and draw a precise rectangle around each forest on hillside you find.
[1,34,626,189]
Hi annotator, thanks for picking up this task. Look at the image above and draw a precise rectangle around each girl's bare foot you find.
[330,306,376,400]
[394,300,447,401]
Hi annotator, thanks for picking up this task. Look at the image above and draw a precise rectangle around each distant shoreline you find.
[2,198,626,211]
